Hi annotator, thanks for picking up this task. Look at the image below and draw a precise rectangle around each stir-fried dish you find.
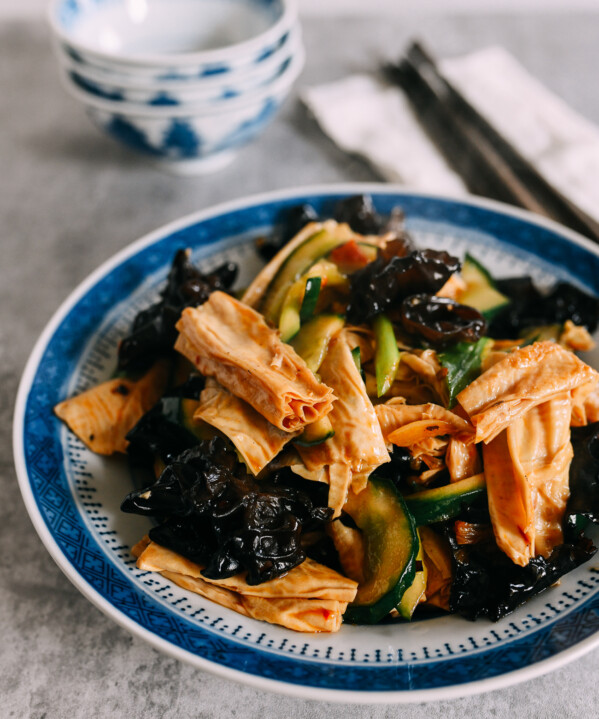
[54,195,599,632]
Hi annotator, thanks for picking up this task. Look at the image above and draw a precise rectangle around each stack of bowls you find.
[48,0,303,174]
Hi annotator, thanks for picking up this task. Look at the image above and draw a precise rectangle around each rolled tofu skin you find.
[136,541,357,602]
[297,333,389,474]
[240,596,347,633]
[419,526,453,611]
[54,359,170,455]
[195,379,299,475]
[483,430,533,566]
[174,292,335,432]
[375,401,473,444]
[160,570,348,632]
[484,395,573,566]
[446,437,482,483]
[458,341,599,444]
[296,332,389,514]
[135,540,356,633]
[572,381,599,426]
[400,350,449,406]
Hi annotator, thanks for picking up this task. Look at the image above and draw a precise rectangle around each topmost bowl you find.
[49,0,298,71]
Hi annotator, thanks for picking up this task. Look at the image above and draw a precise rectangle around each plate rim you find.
[12,182,599,703]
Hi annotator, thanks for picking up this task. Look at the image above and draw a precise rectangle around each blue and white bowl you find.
[61,46,305,174]
[49,0,298,79]
[56,26,301,107]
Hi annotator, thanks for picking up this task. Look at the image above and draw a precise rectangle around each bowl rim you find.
[48,0,298,68]
[54,25,301,93]
[60,44,305,118]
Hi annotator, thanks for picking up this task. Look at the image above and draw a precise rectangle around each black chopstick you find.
[384,41,599,245]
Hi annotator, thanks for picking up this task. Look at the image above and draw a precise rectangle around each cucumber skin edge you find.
[405,487,487,526]
[343,479,418,625]
[293,430,335,447]
[343,552,416,625]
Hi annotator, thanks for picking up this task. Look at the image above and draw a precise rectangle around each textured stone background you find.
[3,14,599,718]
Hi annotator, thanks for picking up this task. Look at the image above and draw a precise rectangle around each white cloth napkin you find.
[302,46,599,223]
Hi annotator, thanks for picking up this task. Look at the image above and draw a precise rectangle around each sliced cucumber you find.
[351,346,366,383]
[460,254,510,319]
[373,314,400,397]
[397,529,427,620]
[343,476,418,624]
[278,258,347,342]
[290,314,345,373]
[357,242,378,262]
[294,415,335,447]
[279,275,322,342]
[300,276,322,323]
[288,312,343,444]
[405,473,486,526]
[261,229,350,323]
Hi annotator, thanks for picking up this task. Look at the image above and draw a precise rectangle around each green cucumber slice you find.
[261,229,349,323]
[373,314,400,397]
[405,473,487,526]
[278,257,346,342]
[279,305,301,343]
[460,254,510,319]
[287,311,343,444]
[279,275,322,342]
[351,346,366,383]
[279,274,324,342]
[397,529,426,620]
[294,415,335,447]
[299,276,322,323]
[290,314,345,373]
[357,242,378,262]
[343,476,418,624]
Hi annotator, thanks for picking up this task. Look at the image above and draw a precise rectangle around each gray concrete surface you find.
[3,14,599,719]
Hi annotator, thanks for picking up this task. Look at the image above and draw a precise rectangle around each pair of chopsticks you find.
[384,41,599,245]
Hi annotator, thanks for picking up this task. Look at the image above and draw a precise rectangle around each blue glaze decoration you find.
[104,116,161,156]
[162,120,201,157]
[70,72,125,102]
[148,93,179,107]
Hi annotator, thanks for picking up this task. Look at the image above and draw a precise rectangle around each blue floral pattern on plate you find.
[13,186,599,702]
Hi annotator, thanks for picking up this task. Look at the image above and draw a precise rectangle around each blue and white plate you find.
[13,185,599,703]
